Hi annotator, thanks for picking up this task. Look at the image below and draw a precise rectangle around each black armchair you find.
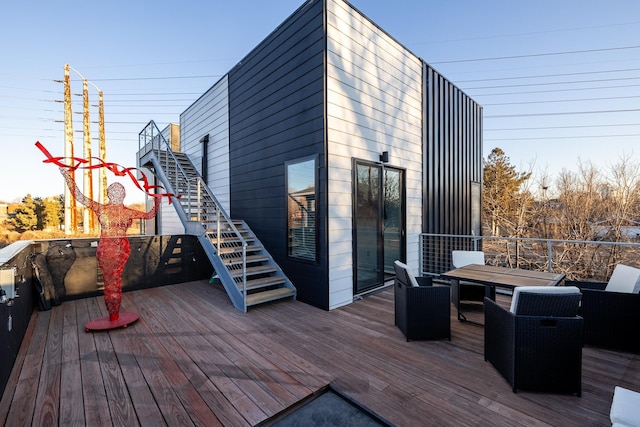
[393,261,450,341]
[484,286,583,395]
[566,280,640,353]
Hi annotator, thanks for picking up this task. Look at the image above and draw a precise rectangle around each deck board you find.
[59,301,85,425]
[1,279,635,426]
[6,308,50,426]
[32,302,62,426]
[78,298,112,426]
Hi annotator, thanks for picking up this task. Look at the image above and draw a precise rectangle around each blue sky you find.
[1,0,639,203]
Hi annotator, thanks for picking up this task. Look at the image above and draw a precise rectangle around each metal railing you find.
[138,120,249,308]
[420,233,640,282]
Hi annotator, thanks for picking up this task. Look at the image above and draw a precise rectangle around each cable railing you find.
[420,233,640,282]
[138,120,249,305]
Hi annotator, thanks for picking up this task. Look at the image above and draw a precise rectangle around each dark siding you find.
[423,64,483,269]
[0,248,34,399]
[227,0,329,309]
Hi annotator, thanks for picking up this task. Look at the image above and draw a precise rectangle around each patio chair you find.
[566,264,640,353]
[484,286,583,395]
[393,261,450,341]
[451,250,495,305]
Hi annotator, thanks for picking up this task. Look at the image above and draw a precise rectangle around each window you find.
[471,181,481,236]
[287,157,317,261]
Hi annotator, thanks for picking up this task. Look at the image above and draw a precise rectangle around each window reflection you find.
[287,158,316,261]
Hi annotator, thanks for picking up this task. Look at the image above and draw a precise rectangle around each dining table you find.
[440,264,566,325]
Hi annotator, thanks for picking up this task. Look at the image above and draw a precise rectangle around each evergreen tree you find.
[40,196,62,230]
[483,148,532,236]
[7,194,38,233]
[34,196,45,229]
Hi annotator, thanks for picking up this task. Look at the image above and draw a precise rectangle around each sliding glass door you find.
[354,161,405,294]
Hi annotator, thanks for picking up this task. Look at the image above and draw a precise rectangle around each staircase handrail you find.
[187,175,248,295]
[138,121,193,194]
[139,121,248,297]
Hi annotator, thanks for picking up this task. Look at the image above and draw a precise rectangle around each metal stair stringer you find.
[137,121,296,312]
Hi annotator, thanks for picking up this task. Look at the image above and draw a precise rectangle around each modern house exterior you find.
[146,0,483,310]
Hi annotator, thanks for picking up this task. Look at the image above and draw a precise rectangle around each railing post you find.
[419,234,424,275]
[216,209,221,248]
[197,179,202,223]
[242,243,247,311]
[547,240,553,272]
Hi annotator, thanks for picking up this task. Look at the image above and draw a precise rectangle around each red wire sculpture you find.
[36,141,174,331]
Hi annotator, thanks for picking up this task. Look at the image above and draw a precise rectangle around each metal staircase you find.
[137,121,296,312]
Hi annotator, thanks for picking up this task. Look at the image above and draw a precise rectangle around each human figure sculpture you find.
[60,168,160,323]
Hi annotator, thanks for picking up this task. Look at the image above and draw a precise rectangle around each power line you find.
[465,76,640,90]
[100,111,184,115]
[107,92,203,96]
[467,83,640,97]
[482,95,640,106]
[485,123,640,132]
[456,67,640,83]
[485,134,640,141]
[81,74,223,82]
[431,45,640,64]
[106,99,194,103]
[485,108,640,118]
[408,21,640,46]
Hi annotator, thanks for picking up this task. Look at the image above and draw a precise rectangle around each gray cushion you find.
[393,260,419,287]
[510,286,581,314]
[610,386,640,427]
[605,264,640,294]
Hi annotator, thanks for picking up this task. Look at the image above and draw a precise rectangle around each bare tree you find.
[555,162,605,242]
[536,156,640,280]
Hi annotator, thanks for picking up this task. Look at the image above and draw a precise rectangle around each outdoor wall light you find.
[0,289,7,304]
[380,151,389,163]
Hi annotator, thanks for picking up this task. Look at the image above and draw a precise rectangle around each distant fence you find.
[420,233,640,282]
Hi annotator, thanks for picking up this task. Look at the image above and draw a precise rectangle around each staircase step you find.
[224,254,270,265]
[231,265,277,278]
[246,287,295,306]
[209,236,255,244]
[244,276,287,290]
[218,244,262,254]
[142,138,296,312]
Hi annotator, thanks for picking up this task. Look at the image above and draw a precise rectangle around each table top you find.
[440,264,566,288]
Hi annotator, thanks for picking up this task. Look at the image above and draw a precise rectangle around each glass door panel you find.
[354,162,405,294]
[383,168,403,276]
[355,163,381,293]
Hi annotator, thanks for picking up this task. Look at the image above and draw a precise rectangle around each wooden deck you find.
[1,280,637,426]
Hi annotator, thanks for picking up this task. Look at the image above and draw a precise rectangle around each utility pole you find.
[82,78,94,233]
[97,90,107,206]
[62,64,106,234]
[63,64,77,234]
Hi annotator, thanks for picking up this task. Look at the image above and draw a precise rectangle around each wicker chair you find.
[484,286,583,395]
[566,264,640,353]
[393,261,450,342]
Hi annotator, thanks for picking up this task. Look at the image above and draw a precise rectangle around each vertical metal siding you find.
[423,63,483,267]
[423,64,482,234]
